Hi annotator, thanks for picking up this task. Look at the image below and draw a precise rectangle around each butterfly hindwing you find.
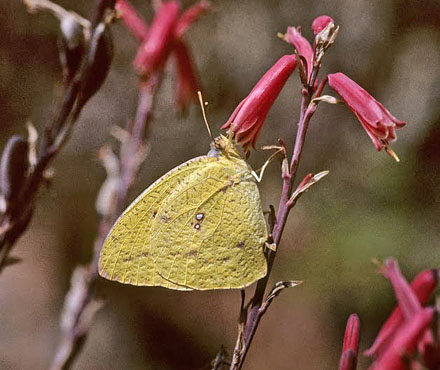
[98,155,220,285]
[150,156,268,290]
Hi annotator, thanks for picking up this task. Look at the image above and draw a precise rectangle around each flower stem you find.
[49,75,160,370]
[230,85,317,370]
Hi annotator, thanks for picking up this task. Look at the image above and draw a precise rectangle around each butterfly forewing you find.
[98,155,219,285]
[150,156,268,290]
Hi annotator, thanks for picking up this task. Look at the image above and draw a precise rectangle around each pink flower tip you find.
[312,15,334,35]
[175,1,211,39]
[328,72,406,160]
[116,0,149,41]
[133,1,181,77]
[283,26,313,80]
[174,40,199,113]
[381,258,422,320]
[221,55,296,155]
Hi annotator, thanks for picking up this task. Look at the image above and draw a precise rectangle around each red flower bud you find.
[174,40,199,113]
[339,314,360,370]
[116,0,149,41]
[134,1,180,77]
[284,26,313,80]
[312,15,334,35]
[221,55,296,155]
[343,314,361,354]
[369,308,434,370]
[328,73,406,160]
[365,268,438,357]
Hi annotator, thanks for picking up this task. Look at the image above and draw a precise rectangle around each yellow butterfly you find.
[98,135,268,290]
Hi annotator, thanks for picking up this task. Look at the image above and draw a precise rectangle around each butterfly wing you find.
[98,155,220,285]
[149,156,268,290]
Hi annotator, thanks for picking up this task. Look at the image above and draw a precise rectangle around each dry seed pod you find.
[58,14,87,84]
[0,135,29,203]
[75,23,113,117]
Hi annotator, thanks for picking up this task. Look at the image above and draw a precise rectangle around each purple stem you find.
[231,78,319,370]
[49,75,160,370]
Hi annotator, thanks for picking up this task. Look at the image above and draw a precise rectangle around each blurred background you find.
[1,0,440,369]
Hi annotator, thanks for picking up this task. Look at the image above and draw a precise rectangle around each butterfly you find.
[98,134,268,291]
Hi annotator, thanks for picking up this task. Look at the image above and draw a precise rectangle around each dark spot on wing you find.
[194,223,201,230]
[236,241,245,249]
[160,215,170,223]
[196,213,204,221]
[186,250,198,258]
[152,210,157,218]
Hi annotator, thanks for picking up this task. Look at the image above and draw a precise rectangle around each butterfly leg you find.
[251,144,286,183]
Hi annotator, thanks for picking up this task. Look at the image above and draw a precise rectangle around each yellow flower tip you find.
[371,258,384,270]
[277,32,286,41]
[384,145,400,162]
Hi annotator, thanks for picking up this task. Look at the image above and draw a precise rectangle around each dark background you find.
[1,0,440,369]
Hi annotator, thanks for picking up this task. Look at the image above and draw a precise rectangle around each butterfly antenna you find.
[197,91,215,142]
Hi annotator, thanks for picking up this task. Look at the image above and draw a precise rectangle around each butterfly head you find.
[208,135,242,159]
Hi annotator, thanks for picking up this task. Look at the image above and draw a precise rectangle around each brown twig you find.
[49,74,161,370]
[0,1,115,274]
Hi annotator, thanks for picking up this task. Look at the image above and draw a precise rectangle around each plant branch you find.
[49,74,161,370]
[230,65,322,370]
[0,0,114,274]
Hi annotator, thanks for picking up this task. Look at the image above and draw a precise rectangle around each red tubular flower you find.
[134,1,180,77]
[339,314,360,370]
[119,0,207,110]
[284,26,313,80]
[328,72,406,160]
[365,267,437,357]
[174,1,211,39]
[174,40,199,113]
[116,0,149,41]
[221,55,297,155]
[312,15,334,35]
[369,308,435,370]
[382,259,422,319]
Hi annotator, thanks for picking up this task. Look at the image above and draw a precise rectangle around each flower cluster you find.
[116,0,209,112]
[225,15,406,160]
[338,259,439,370]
